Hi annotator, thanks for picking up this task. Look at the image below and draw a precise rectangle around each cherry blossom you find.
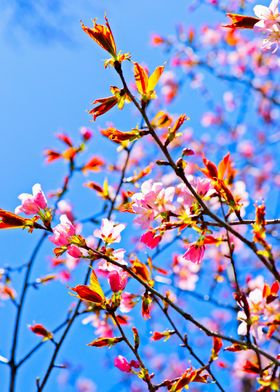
[94,218,125,244]
[254,0,280,30]
[49,214,76,247]
[108,270,128,292]
[15,183,47,215]
[182,242,206,264]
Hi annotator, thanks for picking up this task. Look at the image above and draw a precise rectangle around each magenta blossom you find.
[108,270,128,292]
[141,231,162,249]
[15,184,47,215]
[80,126,93,141]
[114,355,139,373]
[182,243,205,264]
[49,215,76,246]
[67,244,82,258]
[114,355,131,373]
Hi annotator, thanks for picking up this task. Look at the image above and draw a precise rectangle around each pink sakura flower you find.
[254,0,280,30]
[108,270,128,292]
[141,231,162,249]
[176,177,213,216]
[94,219,125,244]
[236,280,280,341]
[261,25,280,52]
[254,0,280,52]
[132,180,175,229]
[49,214,76,246]
[98,249,127,272]
[189,176,213,198]
[182,243,205,264]
[15,184,47,215]
[237,310,264,340]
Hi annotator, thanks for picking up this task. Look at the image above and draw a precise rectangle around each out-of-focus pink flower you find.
[57,200,75,222]
[67,244,82,258]
[49,215,76,246]
[201,111,222,127]
[173,254,200,291]
[108,270,128,292]
[80,126,93,141]
[15,184,47,215]
[120,292,138,313]
[76,378,96,392]
[114,355,131,372]
[238,140,255,158]
[141,231,162,249]
[223,91,237,112]
[94,218,125,244]
[159,71,179,103]
[82,314,114,337]
[58,270,71,282]
[200,26,220,46]
[182,243,205,264]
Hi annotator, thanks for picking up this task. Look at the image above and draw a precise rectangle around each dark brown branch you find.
[153,296,226,392]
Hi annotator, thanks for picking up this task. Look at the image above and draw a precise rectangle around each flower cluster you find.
[254,0,280,51]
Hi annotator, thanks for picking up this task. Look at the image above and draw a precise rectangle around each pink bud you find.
[80,127,93,141]
[67,245,82,258]
[114,355,131,372]
[130,360,140,369]
[108,270,128,292]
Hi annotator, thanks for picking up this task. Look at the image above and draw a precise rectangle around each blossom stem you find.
[114,62,280,282]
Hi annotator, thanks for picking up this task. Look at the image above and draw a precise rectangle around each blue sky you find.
[0,2,219,391]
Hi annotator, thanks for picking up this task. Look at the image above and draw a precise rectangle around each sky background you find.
[0,1,266,391]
